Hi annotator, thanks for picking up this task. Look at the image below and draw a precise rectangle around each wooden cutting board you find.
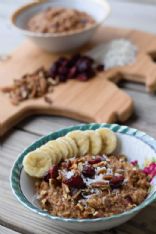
[1,26,156,137]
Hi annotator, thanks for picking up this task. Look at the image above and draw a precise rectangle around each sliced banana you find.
[67,130,89,156]
[85,130,102,155]
[23,149,52,178]
[23,128,117,178]
[64,136,78,157]
[56,137,69,159]
[40,144,60,165]
[59,137,74,158]
[96,128,117,155]
[46,140,63,163]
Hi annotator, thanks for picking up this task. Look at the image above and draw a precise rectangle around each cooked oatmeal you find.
[27,7,96,34]
[35,154,150,219]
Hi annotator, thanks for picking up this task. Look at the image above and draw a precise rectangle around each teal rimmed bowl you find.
[11,123,156,231]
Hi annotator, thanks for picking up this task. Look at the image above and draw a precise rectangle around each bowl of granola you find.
[11,0,111,52]
[11,123,156,231]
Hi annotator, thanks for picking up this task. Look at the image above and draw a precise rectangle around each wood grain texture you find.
[0,226,20,234]
[1,129,156,234]
[0,27,136,137]
[16,85,156,138]
[1,26,156,136]
[0,71,133,137]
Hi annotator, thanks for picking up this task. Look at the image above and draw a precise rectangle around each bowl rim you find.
[10,123,156,223]
[10,0,111,38]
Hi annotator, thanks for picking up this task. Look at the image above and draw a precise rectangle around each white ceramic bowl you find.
[11,0,111,53]
[11,123,156,232]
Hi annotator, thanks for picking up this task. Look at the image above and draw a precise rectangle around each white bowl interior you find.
[20,132,156,207]
[14,0,110,31]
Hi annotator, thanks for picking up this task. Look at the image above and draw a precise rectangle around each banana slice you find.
[46,140,63,163]
[96,128,117,155]
[64,136,78,157]
[59,137,74,158]
[40,144,60,165]
[56,137,69,159]
[67,130,89,156]
[85,130,102,155]
[23,149,52,178]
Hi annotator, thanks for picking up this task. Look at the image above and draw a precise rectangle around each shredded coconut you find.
[87,39,137,70]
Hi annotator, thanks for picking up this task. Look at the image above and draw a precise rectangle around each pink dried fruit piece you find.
[63,174,86,189]
[131,160,138,166]
[82,165,95,178]
[143,162,156,180]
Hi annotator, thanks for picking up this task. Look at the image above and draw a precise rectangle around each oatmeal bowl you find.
[11,123,156,231]
[11,0,111,52]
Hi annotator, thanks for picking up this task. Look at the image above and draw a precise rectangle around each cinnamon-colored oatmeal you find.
[27,7,96,34]
[35,154,150,219]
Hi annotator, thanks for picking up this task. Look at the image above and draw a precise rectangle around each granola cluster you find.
[35,154,150,219]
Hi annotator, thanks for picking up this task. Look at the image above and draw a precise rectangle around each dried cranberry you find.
[109,176,124,189]
[82,165,95,178]
[131,160,138,166]
[77,74,89,81]
[76,60,91,73]
[143,162,156,181]
[142,167,149,175]
[88,157,102,165]
[64,174,86,189]
[43,165,59,182]
[68,67,77,79]
[49,165,59,178]
[58,66,69,76]
[48,53,104,83]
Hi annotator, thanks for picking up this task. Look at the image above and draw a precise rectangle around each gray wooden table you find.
[1,1,156,233]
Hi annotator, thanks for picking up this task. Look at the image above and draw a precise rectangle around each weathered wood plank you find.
[119,81,146,93]
[17,116,81,136]
[0,226,20,234]
[1,1,156,234]
[1,129,156,234]
[125,88,156,137]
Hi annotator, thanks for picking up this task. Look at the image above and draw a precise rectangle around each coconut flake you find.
[87,39,137,70]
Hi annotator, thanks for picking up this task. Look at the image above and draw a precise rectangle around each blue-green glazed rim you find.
[10,123,156,223]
